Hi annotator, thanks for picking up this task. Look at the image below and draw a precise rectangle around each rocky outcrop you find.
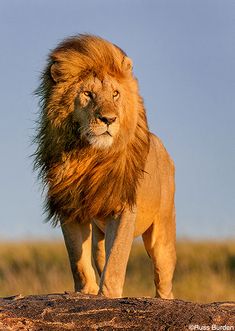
[0,293,234,330]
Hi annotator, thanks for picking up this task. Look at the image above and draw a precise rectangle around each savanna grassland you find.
[0,240,234,303]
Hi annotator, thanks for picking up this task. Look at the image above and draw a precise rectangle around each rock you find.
[0,293,234,330]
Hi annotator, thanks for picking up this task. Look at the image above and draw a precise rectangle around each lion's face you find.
[73,74,131,149]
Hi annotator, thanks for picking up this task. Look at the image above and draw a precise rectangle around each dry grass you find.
[0,240,234,303]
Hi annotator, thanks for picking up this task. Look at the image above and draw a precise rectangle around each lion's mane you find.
[34,34,150,225]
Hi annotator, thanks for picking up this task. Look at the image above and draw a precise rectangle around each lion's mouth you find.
[91,128,112,138]
[87,129,114,149]
[82,123,118,149]
[100,131,112,137]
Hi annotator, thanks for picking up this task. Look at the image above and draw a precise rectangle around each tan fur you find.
[34,34,176,298]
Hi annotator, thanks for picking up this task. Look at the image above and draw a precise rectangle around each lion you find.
[34,34,176,299]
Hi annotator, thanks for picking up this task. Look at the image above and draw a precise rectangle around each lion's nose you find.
[97,114,117,125]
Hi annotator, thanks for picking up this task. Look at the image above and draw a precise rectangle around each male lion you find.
[34,34,176,299]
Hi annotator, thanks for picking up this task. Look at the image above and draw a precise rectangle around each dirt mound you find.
[0,293,234,330]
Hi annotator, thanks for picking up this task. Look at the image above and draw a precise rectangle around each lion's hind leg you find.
[142,210,176,299]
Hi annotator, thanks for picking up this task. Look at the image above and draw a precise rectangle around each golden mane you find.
[34,34,150,225]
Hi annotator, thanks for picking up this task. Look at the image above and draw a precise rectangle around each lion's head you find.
[72,71,136,149]
[34,35,150,224]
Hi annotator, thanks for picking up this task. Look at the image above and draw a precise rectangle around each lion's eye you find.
[83,91,92,98]
[113,90,120,98]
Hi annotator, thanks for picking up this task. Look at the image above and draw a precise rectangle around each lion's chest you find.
[47,155,126,222]
[48,157,92,202]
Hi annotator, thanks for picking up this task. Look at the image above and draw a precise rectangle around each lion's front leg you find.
[92,221,106,277]
[61,221,99,295]
[99,208,136,298]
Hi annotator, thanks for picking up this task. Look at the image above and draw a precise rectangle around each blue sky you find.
[0,0,234,239]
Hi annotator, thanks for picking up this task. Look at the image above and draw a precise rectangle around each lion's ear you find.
[122,57,133,73]
[50,62,61,83]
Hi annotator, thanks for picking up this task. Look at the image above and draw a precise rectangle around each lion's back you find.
[150,133,175,174]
